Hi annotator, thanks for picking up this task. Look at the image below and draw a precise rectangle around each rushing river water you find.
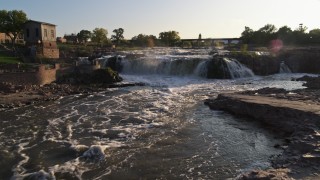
[0,48,307,179]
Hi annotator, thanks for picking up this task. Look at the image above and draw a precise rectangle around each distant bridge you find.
[181,38,241,46]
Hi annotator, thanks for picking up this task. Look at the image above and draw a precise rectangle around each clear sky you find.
[1,0,320,39]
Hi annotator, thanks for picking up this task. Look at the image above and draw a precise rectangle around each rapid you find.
[0,48,306,179]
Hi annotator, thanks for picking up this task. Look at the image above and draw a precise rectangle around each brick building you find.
[24,20,59,59]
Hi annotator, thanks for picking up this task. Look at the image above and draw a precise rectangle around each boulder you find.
[206,56,232,79]
[105,56,123,72]
[57,67,123,85]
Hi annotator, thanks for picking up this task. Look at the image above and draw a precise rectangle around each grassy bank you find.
[0,53,21,64]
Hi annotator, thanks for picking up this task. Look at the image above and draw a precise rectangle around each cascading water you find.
[121,56,210,76]
[0,48,307,179]
[279,61,292,73]
[120,53,254,79]
[223,58,255,78]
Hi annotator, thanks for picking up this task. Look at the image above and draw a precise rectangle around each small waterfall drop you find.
[223,58,254,78]
[122,57,209,76]
[121,56,254,79]
[194,60,208,77]
[279,61,291,73]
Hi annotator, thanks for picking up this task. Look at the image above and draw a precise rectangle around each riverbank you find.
[205,76,320,179]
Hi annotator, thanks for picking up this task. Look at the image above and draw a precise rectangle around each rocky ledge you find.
[205,78,320,179]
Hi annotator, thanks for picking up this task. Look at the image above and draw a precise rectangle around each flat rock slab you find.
[215,93,320,115]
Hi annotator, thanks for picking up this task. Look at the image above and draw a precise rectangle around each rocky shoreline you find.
[0,67,145,110]
[205,76,320,179]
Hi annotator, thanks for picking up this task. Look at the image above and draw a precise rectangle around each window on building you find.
[44,29,48,37]
[35,28,39,37]
[26,29,30,37]
[50,30,54,39]
[51,30,54,38]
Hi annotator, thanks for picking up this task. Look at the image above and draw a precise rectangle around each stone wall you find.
[0,64,60,85]
[42,47,59,59]
[37,64,60,85]
[0,61,101,86]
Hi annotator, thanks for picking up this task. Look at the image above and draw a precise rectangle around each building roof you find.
[25,20,56,26]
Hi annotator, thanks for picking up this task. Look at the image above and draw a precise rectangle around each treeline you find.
[240,24,320,46]
[0,9,182,48]
[73,28,181,48]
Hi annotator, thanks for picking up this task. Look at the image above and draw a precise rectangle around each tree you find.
[111,28,124,44]
[0,10,28,47]
[297,23,308,33]
[309,28,320,36]
[240,26,254,44]
[292,24,308,44]
[277,26,293,44]
[159,31,181,46]
[309,28,320,44]
[77,30,92,44]
[91,28,108,46]
[255,24,277,45]
[147,35,157,47]
[258,24,277,34]
[131,34,157,47]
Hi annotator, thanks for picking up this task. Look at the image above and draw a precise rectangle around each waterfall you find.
[194,60,208,77]
[223,58,254,78]
[121,57,208,76]
[118,53,254,79]
[279,61,292,73]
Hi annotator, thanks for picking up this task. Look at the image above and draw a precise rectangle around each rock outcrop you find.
[206,56,254,79]
[204,86,320,179]
[229,52,280,75]
[57,67,123,85]
[279,48,320,74]
[206,56,232,79]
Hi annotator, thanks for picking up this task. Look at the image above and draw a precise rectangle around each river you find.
[0,48,306,179]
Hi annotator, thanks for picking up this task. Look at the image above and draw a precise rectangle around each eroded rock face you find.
[279,48,320,73]
[104,56,123,72]
[206,56,254,79]
[57,67,123,85]
[229,52,280,75]
[227,48,320,75]
[205,93,319,134]
[206,56,232,79]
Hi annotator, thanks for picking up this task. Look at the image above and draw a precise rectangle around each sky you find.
[1,0,320,39]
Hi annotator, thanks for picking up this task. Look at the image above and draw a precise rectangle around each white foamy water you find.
[0,48,311,179]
